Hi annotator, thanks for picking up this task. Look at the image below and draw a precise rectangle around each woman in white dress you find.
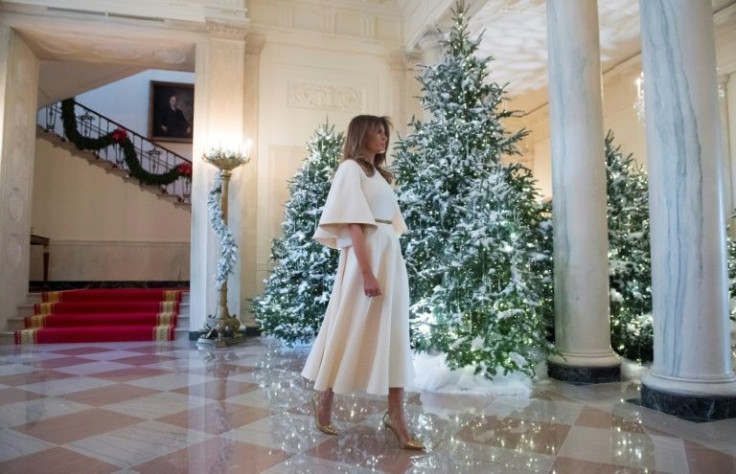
[301,115,423,450]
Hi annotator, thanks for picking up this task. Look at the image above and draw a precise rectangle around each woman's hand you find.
[348,223,382,298]
[363,273,382,298]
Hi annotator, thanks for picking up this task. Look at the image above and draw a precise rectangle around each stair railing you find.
[39,100,193,204]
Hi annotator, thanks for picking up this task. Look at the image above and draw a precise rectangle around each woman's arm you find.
[348,223,382,297]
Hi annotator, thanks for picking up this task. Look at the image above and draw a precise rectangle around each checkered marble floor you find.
[0,338,734,473]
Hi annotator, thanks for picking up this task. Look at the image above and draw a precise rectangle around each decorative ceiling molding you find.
[248,0,401,44]
[2,0,248,23]
[4,0,735,115]
[205,18,251,39]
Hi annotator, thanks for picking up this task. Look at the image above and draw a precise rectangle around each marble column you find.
[546,0,621,383]
[189,20,250,338]
[639,0,736,420]
[0,27,39,327]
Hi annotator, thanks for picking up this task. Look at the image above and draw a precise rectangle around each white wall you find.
[602,65,649,168]
[253,37,412,291]
[31,138,190,281]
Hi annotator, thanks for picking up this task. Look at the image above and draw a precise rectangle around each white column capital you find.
[245,33,266,56]
[417,28,443,65]
[387,50,421,72]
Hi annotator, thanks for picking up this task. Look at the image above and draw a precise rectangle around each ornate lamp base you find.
[197,334,242,348]
[197,313,243,348]
[197,294,243,347]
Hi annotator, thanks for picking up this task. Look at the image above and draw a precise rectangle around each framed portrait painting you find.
[149,81,194,143]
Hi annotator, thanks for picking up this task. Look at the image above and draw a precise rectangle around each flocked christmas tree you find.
[605,131,736,362]
[392,2,555,378]
[605,131,653,362]
[252,123,344,345]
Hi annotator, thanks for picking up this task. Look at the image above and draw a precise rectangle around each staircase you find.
[1,289,190,344]
[38,99,192,207]
[2,100,194,344]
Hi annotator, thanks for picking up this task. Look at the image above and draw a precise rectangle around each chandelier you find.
[635,70,725,123]
[633,72,645,122]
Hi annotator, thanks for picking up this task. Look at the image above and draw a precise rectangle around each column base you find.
[640,384,736,421]
[548,360,621,385]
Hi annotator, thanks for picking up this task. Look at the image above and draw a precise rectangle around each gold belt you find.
[375,218,392,225]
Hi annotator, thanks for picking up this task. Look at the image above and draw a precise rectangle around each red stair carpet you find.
[14,289,184,344]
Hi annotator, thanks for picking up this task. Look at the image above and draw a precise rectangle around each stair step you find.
[8,315,189,331]
[12,325,178,344]
[0,328,190,344]
[9,289,190,345]
[11,303,189,329]
[18,304,36,319]
[26,293,43,304]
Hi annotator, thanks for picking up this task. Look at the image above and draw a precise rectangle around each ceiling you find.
[8,0,736,111]
[466,0,736,114]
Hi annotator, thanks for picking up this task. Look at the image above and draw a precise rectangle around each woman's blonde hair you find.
[341,115,393,183]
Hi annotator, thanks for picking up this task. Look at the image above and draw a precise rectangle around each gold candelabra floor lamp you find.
[198,146,251,348]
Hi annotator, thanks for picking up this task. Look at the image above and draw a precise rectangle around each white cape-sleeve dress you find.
[301,159,414,395]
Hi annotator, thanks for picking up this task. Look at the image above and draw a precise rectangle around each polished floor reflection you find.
[0,338,734,473]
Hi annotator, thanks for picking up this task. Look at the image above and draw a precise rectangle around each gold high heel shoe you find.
[382,412,425,451]
[312,394,339,435]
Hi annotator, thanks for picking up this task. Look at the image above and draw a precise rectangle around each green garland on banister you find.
[61,98,191,185]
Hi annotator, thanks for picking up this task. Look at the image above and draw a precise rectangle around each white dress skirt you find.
[301,159,414,396]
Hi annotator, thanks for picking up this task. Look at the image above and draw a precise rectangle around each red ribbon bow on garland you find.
[111,128,128,143]
[178,162,193,178]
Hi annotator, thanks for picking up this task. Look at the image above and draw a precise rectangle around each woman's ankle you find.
[316,391,333,420]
